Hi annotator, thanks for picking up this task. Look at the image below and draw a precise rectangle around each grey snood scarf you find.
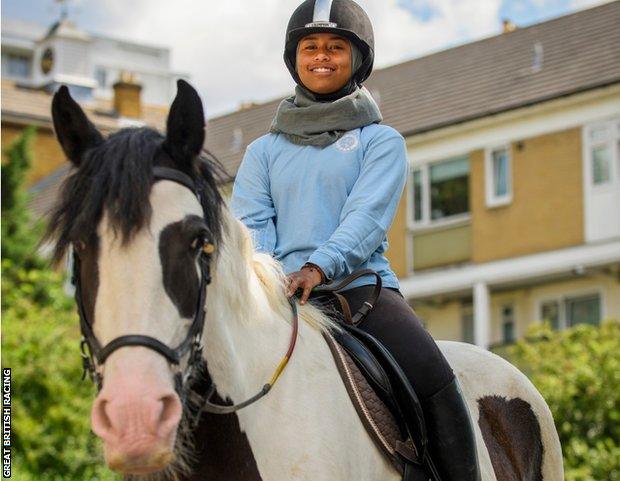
[270,42,382,147]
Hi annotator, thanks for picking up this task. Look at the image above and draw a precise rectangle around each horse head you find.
[48,80,224,477]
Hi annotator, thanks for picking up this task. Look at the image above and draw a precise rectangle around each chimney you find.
[502,19,517,33]
[113,71,142,118]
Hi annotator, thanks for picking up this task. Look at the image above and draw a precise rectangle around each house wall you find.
[1,123,66,187]
[413,272,620,345]
[470,128,584,262]
[386,193,409,278]
[412,299,464,341]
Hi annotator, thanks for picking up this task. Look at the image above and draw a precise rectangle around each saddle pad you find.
[323,332,418,473]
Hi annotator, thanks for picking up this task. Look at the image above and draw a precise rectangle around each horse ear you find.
[51,86,103,166]
[164,79,205,168]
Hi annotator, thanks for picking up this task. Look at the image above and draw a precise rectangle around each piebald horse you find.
[46,80,563,481]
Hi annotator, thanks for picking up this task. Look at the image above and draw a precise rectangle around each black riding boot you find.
[421,377,481,481]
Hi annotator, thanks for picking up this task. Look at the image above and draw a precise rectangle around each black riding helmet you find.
[284,0,375,100]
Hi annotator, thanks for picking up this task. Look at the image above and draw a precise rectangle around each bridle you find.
[75,165,298,415]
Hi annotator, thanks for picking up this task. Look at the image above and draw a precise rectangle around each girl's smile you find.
[296,33,352,94]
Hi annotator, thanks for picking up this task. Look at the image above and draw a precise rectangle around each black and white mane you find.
[45,127,227,265]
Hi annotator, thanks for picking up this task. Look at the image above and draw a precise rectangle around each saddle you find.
[313,270,441,481]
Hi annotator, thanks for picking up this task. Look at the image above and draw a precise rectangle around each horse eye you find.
[74,240,86,252]
[190,231,210,252]
[190,236,203,251]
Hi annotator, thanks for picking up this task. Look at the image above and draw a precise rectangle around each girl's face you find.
[296,33,352,94]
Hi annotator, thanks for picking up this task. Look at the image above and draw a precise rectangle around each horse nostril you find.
[92,398,114,439]
[157,393,182,436]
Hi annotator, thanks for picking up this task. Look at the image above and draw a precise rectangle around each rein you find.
[75,166,299,415]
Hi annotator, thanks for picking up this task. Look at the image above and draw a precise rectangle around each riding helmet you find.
[284,0,375,93]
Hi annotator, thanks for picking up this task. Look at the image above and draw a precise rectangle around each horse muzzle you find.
[90,355,183,474]
[107,445,176,475]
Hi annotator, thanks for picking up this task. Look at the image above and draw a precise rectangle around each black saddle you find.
[313,269,442,481]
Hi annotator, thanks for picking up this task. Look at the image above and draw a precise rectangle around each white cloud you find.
[569,0,614,9]
[94,0,503,116]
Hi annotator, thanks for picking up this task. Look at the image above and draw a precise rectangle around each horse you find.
[46,80,564,481]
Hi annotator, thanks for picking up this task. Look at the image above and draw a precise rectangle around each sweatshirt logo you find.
[334,131,360,152]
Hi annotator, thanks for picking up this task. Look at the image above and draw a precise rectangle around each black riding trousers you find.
[309,285,454,399]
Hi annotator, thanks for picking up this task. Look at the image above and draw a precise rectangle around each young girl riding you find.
[232,1,481,479]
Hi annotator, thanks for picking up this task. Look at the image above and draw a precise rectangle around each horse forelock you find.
[44,126,226,266]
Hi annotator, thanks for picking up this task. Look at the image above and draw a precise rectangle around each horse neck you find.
[203,210,293,402]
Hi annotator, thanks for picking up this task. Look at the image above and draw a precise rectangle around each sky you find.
[1,0,613,117]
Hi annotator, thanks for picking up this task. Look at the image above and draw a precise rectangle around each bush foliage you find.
[1,129,117,480]
[503,322,620,481]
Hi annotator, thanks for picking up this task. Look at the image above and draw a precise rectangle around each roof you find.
[1,81,169,132]
[0,81,168,218]
[27,163,72,220]
[205,0,620,176]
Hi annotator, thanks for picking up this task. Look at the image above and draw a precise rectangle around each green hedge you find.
[1,128,117,480]
[501,322,620,481]
[2,263,118,481]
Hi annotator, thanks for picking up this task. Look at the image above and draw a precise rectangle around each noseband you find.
[76,166,212,395]
[75,166,299,415]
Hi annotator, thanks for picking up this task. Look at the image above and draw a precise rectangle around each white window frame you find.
[583,118,620,190]
[408,155,471,231]
[536,289,604,330]
[485,144,513,208]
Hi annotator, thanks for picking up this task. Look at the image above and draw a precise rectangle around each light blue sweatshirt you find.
[230,124,408,291]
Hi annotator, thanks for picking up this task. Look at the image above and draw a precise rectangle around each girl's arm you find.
[231,146,277,255]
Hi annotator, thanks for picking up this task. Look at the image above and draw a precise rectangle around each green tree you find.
[504,322,620,481]
[1,128,118,480]
[1,127,45,270]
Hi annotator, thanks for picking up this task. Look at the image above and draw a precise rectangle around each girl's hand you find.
[286,265,323,304]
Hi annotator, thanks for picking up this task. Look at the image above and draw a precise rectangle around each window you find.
[541,300,560,330]
[540,294,601,330]
[566,295,600,327]
[4,53,31,78]
[501,304,515,343]
[95,67,107,88]
[411,156,470,226]
[413,169,423,222]
[485,145,512,207]
[587,122,619,186]
[430,157,469,220]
